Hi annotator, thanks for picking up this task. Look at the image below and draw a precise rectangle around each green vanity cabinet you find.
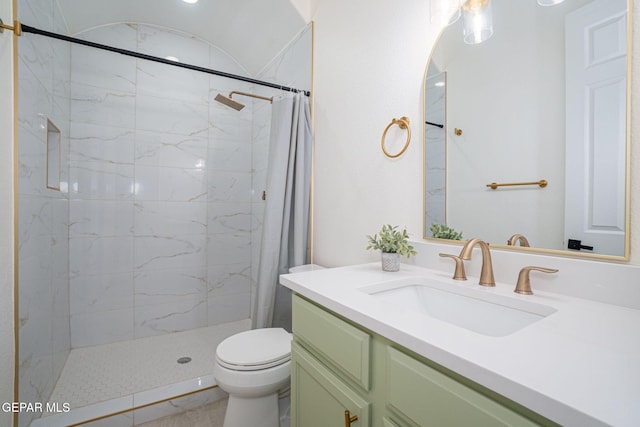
[291,294,557,427]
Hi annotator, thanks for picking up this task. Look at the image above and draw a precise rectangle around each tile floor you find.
[40,320,250,426]
[136,398,228,427]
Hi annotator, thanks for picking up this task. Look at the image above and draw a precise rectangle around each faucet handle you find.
[439,253,467,281]
[514,266,558,295]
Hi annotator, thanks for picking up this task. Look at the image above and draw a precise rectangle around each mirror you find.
[424,0,630,259]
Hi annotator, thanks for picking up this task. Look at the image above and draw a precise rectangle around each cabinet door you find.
[291,341,370,427]
[386,347,539,426]
[292,295,371,390]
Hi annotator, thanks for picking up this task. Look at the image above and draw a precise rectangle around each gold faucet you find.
[459,238,495,287]
[514,266,558,295]
[508,233,530,247]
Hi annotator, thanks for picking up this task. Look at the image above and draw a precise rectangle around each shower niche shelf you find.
[46,118,61,191]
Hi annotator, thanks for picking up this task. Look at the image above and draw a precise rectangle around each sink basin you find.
[360,278,556,337]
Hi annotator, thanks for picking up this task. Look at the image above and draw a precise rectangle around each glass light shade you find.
[537,0,565,5]
[462,0,494,44]
[430,0,462,26]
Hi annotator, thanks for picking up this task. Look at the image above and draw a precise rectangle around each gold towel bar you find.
[486,180,548,190]
[381,116,411,158]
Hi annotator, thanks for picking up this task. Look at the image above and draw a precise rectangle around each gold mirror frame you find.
[422,0,632,261]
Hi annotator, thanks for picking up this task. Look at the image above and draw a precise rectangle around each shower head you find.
[215,93,245,111]
[215,91,273,111]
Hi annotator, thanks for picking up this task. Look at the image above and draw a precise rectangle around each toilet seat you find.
[216,328,292,371]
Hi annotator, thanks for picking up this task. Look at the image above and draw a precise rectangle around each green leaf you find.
[365,224,417,258]
[429,223,463,240]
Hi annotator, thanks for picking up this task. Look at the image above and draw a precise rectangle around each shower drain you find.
[177,356,192,364]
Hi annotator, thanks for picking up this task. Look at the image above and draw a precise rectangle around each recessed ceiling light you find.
[182,0,198,3]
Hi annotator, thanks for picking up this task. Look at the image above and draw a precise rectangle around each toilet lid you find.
[216,328,292,371]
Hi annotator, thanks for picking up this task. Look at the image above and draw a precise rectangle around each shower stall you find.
[16,1,311,425]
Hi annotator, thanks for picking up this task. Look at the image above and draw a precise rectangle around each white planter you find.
[381,252,400,272]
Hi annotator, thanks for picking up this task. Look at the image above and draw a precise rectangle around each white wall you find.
[311,0,438,266]
[310,0,640,267]
[0,0,15,423]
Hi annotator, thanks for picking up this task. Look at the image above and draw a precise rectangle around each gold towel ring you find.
[381,116,411,158]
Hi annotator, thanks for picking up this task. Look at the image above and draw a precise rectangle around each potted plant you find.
[429,223,463,240]
[366,224,417,271]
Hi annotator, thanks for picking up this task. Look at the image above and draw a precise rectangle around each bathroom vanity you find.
[280,263,640,427]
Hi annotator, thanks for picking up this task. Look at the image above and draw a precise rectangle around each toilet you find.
[213,328,293,427]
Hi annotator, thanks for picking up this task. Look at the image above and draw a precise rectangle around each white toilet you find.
[213,328,293,427]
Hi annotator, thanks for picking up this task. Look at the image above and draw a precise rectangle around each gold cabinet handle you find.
[344,410,359,426]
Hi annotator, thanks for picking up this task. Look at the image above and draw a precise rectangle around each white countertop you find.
[280,263,640,427]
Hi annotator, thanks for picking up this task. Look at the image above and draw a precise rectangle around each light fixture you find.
[431,0,563,46]
[430,0,462,27]
[537,0,565,5]
[462,0,494,44]
[182,0,198,3]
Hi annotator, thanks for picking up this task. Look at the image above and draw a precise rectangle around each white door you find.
[564,0,627,256]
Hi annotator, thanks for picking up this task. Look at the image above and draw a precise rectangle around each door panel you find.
[564,0,627,256]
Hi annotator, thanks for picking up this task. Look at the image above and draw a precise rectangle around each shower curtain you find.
[253,92,312,330]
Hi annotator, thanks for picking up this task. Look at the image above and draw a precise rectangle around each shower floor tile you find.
[47,320,251,413]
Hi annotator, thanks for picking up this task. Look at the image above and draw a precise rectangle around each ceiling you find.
[55,0,309,76]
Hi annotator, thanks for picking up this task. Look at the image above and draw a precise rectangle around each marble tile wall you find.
[17,1,71,425]
[17,12,311,424]
[67,24,257,347]
[425,72,446,234]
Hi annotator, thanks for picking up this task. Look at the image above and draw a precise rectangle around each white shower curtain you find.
[253,92,312,330]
